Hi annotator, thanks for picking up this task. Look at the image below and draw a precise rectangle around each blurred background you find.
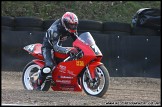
[1,1,161,23]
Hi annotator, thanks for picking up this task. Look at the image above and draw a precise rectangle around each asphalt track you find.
[1,71,161,106]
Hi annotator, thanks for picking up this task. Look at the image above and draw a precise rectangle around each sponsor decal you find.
[76,61,84,66]
[24,44,35,52]
[67,70,76,76]
[61,87,74,91]
[56,80,71,84]
[60,84,75,87]
[59,76,73,79]
[59,65,66,73]
[59,70,66,73]
[59,65,66,71]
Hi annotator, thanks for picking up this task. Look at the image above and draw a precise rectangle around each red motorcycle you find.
[22,32,110,97]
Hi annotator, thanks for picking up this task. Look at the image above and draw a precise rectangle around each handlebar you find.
[63,50,83,62]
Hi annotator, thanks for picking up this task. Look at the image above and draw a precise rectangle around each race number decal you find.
[76,61,84,66]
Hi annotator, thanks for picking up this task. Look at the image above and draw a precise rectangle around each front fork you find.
[86,61,103,80]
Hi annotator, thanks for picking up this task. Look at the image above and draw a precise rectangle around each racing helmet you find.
[61,12,78,33]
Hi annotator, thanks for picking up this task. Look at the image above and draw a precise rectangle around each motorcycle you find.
[22,32,110,97]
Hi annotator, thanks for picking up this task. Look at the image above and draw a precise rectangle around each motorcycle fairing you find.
[88,61,103,79]
[24,43,70,61]
[33,59,45,68]
[23,43,44,60]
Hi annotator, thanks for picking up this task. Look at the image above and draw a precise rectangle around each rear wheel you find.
[22,61,51,91]
[81,65,110,97]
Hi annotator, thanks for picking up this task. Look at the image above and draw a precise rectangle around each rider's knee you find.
[42,67,51,74]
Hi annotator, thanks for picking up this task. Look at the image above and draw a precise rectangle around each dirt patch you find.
[1,71,161,106]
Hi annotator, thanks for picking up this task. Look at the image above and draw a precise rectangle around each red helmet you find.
[61,12,78,33]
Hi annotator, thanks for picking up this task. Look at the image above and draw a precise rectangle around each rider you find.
[36,12,79,90]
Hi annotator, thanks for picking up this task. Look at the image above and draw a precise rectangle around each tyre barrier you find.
[2,16,15,27]
[1,26,14,31]
[103,22,131,32]
[2,30,45,71]
[14,17,43,27]
[131,26,160,36]
[14,17,43,31]
[14,27,43,31]
[1,16,160,35]
[43,19,56,31]
[78,20,103,32]
[1,16,161,78]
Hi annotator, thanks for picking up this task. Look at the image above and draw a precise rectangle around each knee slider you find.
[42,67,51,74]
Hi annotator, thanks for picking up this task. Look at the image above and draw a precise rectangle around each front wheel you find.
[22,61,51,91]
[81,65,110,97]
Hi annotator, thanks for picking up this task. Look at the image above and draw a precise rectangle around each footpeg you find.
[46,74,52,80]
[51,80,56,86]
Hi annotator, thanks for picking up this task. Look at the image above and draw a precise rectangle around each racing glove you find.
[68,47,78,55]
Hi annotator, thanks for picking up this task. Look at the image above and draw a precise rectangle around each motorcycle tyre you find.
[81,65,110,97]
[22,61,51,91]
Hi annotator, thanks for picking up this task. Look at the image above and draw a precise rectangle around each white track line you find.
[1,103,37,106]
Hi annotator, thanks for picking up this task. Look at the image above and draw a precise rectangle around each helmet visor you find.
[68,23,77,30]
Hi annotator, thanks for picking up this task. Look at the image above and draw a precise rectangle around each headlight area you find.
[90,45,102,56]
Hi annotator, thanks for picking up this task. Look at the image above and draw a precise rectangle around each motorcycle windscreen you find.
[78,32,102,56]
[78,32,96,46]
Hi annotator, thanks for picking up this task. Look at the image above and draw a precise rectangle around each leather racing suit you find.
[41,18,78,73]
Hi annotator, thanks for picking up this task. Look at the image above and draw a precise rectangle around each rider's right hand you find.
[67,47,78,55]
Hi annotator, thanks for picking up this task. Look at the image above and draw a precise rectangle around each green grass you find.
[1,1,161,24]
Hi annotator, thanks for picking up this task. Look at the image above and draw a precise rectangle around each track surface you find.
[1,71,161,106]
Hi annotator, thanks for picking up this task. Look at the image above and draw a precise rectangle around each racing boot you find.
[36,67,51,90]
